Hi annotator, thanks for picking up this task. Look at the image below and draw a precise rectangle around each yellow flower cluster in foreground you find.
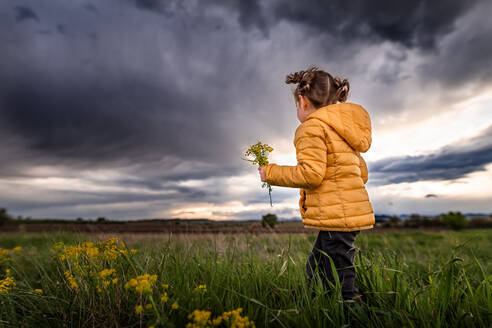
[0,249,9,266]
[2,238,256,328]
[0,246,22,265]
[0,269,16,294]
[52,238,130,263]
[193,284,207,294]
[187,310,212,328]
[52,238,136,292]
[64,270,78,289]
[124,274,158,294]
[187,308,255,328]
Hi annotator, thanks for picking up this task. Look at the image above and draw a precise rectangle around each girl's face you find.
[296,95,316,123]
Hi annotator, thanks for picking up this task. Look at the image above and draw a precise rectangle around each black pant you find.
[306,230,360,301]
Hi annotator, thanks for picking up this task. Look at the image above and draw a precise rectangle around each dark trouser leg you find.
[306,231,323,288]
[305,230,360,301]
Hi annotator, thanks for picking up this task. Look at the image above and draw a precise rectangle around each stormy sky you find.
[1,0,492,220]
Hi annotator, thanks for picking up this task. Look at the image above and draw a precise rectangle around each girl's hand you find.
[258,166,266,182]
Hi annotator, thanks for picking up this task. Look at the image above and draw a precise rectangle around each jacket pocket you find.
[299,189,307,215]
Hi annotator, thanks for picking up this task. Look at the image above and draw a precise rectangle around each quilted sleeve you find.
[355,151,368,184]
[264,120,327,189]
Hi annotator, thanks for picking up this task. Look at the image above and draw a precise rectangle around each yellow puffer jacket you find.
[264,102,375,231]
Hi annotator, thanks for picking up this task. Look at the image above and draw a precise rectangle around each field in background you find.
[0,230,490,327]
[2,216,492,234]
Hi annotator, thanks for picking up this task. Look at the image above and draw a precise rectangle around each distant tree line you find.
[378,211,492,230]
[0,208,112,225]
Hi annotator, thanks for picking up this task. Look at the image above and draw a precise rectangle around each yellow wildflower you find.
[135,305,143,314]
[145,303,152,310]
[12,246,22,252]
[187,310,212,328]
[244,141,273,166]
[99,268,116,278]
[161,292,168,303]
[244,141,275,207]
[34,288,43,294]
[124,274,158,294]
[193,284,207,294]
[171,302,179,310]
[219,308,255,328]
[63,270,78,289]
[0,269,15,294]
[212,316,222,326]
[130,249,137,254]
[0,248,10,265]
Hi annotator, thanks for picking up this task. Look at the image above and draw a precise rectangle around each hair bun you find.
[286,66,319,95]
[333,76,350,103]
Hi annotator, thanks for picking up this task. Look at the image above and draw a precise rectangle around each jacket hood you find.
[305,102,372,152]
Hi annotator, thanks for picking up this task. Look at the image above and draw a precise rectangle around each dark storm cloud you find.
[369,125,492,185]
[13,6,39,23]
[0,0,252,181]
[3,183,207,211]
[0,0,487,179]
[233,0,479,51]
[82,3,97,14]
[416,0,492,89]
[134,0,479,51]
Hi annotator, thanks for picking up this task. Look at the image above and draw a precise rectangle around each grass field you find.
[0,230,490,327]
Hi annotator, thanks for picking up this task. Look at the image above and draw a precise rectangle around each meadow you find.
[0,229,490,327]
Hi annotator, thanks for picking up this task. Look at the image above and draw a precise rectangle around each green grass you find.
[0,230,490,327]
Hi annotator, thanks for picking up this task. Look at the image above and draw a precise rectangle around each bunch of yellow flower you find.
[124,274,158,294]
[96,268,118,292]
[213,308,255,328]
[64,270,78,290]
[0,269,16,295]
[193,284,207,294]
[160,283,169,302]
[244,141,273,167]
[186,308,256,328]
[0,246,21,266]
[51,238,137,292]
[187,310,212,328]
[53,238,130,264]
[243,141,274,207]
[0,248,10,266]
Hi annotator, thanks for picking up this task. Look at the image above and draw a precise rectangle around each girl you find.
[258,66,375,306]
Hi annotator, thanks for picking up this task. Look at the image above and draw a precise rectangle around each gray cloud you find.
[369,124,492,185]
[416,0,492,90]
[0,0,256,180]
[226,0,479,51]
[14,6,39,22]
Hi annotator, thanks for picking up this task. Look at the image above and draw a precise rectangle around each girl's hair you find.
[285,66,350,108]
